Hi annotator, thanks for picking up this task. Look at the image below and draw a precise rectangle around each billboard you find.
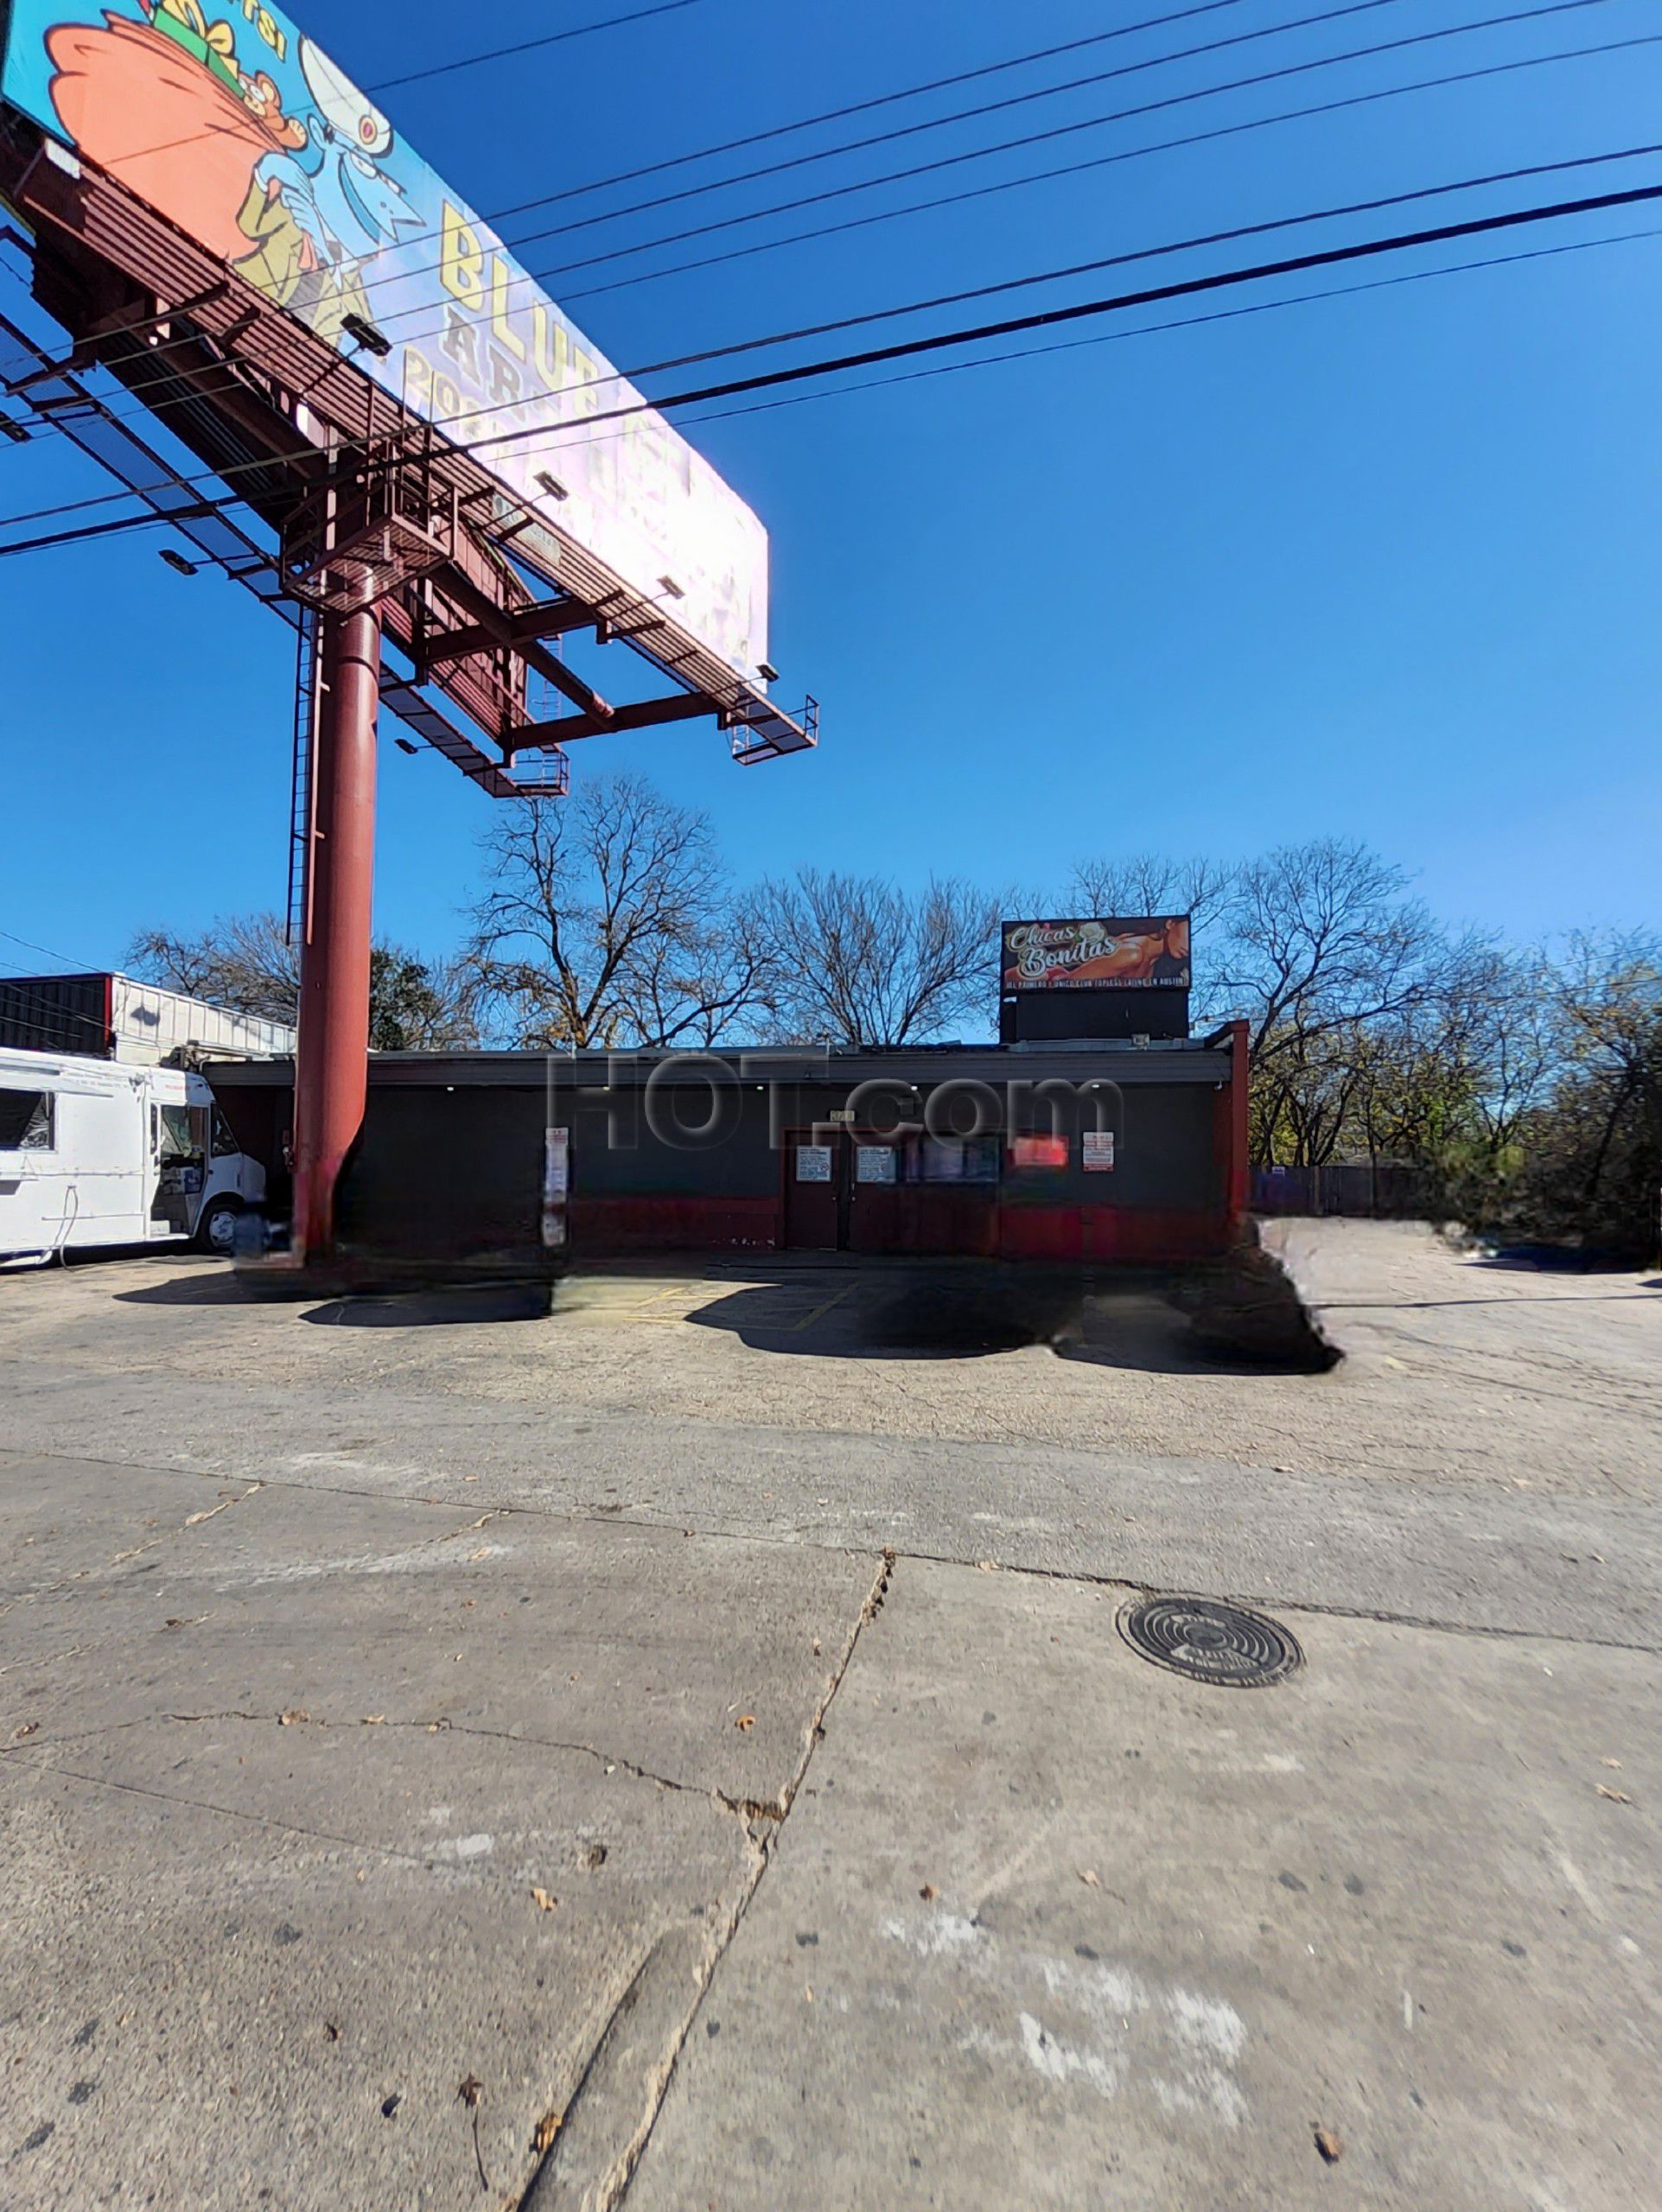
[1001,918,1192,992]
[0,0,769,679]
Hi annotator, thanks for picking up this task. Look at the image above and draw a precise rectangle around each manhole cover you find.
[1118,1597,1302,1688]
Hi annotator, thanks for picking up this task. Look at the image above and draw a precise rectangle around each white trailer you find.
[0,1047,266,1265]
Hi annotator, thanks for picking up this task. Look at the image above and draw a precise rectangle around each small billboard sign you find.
[1001,918,1191,993]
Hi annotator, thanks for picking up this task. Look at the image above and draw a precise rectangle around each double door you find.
[783,1128,902,1251]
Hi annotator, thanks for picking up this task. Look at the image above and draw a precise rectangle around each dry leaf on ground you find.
[531,1887,558,1912]
[533,2112,563,2153]
[735,1713,755,1732]
[1314,2126,1345,2164]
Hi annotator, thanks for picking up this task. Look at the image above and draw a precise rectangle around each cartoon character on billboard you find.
[39,5,419,348]
[239,40,421,345]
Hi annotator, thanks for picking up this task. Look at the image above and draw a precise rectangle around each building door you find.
[784,1130,844,1249]
[846,1135,903,1253]
[786,1130,907,1252]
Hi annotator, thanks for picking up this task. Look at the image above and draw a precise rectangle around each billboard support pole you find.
[292,604,381,1267]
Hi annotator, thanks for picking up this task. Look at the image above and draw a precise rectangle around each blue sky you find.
[1,0,1659,982]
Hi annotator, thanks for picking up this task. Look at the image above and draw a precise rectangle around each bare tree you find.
[465,775,756,1048]
[129,912,299,1024]
[1216,838,1443,1069]
[754,869,1001,1045]
[127,912,476,1047]
[1064,853,1235,934]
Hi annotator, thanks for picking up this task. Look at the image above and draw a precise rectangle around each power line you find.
[7,29,1648,474]
[371,0,710,93]
[525,0,1630,286]
[674,221,1659,425]
[5,219,1653,569]
[621,143,1662,379]
[43,0,716,190]
[561,28,1662,302]
[477,0,1253,216]
[60,0,1257,280]
[319,0,1586,334]
[325,0,1634,357]
[3,172,1658,559]
[0,924,102,969]
[1,131,1650,536]
[476,0,1413,251]
[450,176,1662,444]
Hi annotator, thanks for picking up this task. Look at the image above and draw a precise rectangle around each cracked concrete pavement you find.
[1,1222,1659,2206]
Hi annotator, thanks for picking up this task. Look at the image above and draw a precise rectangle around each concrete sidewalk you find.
[2,1224,1659,2207]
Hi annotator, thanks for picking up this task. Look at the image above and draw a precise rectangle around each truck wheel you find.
[195,1195,241,1256]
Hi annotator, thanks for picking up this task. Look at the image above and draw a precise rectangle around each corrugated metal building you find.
[0,972,294,1065]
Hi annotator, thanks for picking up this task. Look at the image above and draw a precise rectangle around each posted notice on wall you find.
[796,1145,833,1183]
[1082,1131,1116,1172]
[856,1146,896,1184]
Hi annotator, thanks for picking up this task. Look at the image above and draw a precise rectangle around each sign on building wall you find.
[855,1145,895,1184]
[795,1144,832,1183]
[1001,918,1192,992]
[1082,1130,1116,1171]
[0,0,769,678]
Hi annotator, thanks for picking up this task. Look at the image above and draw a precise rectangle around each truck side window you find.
[211,1107,239,1159]
[156,1104,197,1161]
[0,1088,54,1151]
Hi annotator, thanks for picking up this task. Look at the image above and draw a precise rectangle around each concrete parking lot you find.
[1,1223,1659,2208]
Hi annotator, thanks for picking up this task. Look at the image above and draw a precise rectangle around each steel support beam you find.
[508,690,716,747]
[417,597,603,666]
[292,606,380,1265]
[426,570,613,722]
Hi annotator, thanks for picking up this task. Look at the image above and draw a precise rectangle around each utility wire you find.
[561,27,1662,302]
[666,222,1662,428]
[3,219,1654,568]
[611,143,1662,378]
[2,175,1658,554]
[446,0,1415,253]
[372,0,710,92]
[2,132,1652,530]
[478,0,1252,216]
[316,0,1589,331]
[7,30,1648,466]
[322,0,1637,356]
[60,0,1257,274]
[423,176,1662,446]
[525,0,1630,284]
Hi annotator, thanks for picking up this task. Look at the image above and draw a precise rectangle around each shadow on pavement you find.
[299,1283,555,1327]
[686,1266,1331,1375]
[114,1267,262,1306]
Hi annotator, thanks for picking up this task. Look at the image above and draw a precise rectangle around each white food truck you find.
[0,1046,267,1265]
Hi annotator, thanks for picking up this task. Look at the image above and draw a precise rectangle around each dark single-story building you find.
[210,1024,1250,1271]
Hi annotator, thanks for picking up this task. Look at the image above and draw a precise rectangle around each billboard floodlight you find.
[658,575,685,600]
[757,661,780,683]
[158,548,199,577]
[341,313,392,360]
[534,472,570,503]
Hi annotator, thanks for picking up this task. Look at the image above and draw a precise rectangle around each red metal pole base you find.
[292,606,380,1265]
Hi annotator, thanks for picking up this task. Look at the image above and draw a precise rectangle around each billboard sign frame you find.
[0,0,770,682]
[1000,918,1193,994]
